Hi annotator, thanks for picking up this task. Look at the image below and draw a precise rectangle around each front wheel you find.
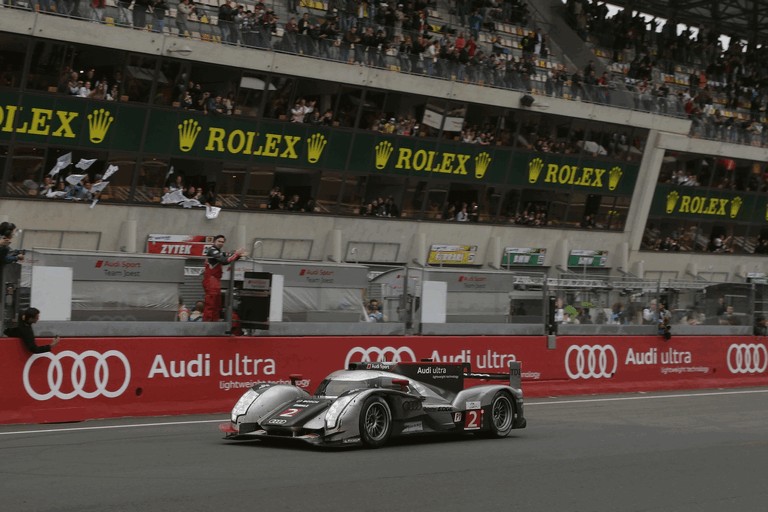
[485,391,515,438]
[359,396,392,448]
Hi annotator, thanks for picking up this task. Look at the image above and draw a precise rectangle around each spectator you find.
[189,301,204,321]
[133,0,150,29]
[176,0,192,36]
[4,307,61,355]
[151,0,168,34]
[719,305,740,325]
[657,302,672,340]
[642,299,657,324]
[754,316,767,336]
[365,299,384,322]
[610,302,626,324]
[90,0,106,23]
[553,297,565,324]
[455,202,469,221]
[0,222,24,267]
[177,297,190,321]
[116,0,132,26]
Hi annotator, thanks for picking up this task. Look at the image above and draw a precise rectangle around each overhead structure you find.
[606,0,768,47]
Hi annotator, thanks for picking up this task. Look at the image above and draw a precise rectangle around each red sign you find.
[145,234,213,257]
[1,335,766,424]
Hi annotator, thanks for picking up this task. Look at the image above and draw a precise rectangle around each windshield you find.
[315,378,376,397]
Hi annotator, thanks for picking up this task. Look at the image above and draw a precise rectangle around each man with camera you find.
[0,222,24,266]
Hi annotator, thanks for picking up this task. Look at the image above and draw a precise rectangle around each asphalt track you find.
[2,388,767,512]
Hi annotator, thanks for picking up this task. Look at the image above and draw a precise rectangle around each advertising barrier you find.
[1,335,767,424]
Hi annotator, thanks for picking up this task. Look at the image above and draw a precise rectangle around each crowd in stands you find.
[21,172,107,202]
[659,160,768,193]
[265,186,318,212]
[565,0,768,146]
[361,196,400,217]
[160,173,218,207]
[642,222,768,255]
[10,0,768,152]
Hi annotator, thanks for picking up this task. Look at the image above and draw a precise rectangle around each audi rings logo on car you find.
[23,350,131,401]
[565,344,618,379]
[344,346,416,368]
[727,343,768,374]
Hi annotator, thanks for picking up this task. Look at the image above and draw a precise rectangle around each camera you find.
[11,249,25,256]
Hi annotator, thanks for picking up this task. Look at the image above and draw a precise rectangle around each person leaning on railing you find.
[4,308,61,355]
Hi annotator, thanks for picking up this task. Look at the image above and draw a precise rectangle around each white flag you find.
[57,152,72,168]
[181,198,202,209]
[90,181,110,194]
[165,165,175,180]
[65,174,87,186]
[161,189,186,204]
[46,189,67,198]
[49,153,72,177]
[48,163,63,177]
[102,165,118,181]
[205,205,222,219]
[75,158,97,170]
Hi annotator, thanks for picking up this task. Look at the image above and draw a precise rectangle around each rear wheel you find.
[486,391,515,438]
[359,396,392,448]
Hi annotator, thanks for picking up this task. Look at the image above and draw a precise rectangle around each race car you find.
[219,360,526,448]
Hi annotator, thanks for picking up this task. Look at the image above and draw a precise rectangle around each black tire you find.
[485,391,515,438]
[359,396,392,448]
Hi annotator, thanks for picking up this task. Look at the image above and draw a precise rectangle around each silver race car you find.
[220,360,526,448]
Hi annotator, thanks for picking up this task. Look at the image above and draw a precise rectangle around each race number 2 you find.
[464,409,483,430]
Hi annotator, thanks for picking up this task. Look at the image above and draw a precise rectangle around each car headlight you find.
[325,395,355,430]
[231,389,260,422]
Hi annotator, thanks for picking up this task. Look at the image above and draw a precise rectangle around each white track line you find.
[2,388,767,436]
[0,418,225,436]
[526,388,768,406]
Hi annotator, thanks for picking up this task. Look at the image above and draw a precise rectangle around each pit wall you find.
[1,335,766,424]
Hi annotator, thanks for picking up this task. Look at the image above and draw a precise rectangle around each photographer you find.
[4,307,61,354]
[0,222,24,266]
[365,299,384,322]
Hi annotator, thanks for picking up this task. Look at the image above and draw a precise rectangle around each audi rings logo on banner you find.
[344,346,416,368]
[727,343,768,374]
[565,344,618,379]
[23,350,132,401]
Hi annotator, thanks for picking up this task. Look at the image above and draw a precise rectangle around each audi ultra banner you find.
[1,335,766,424]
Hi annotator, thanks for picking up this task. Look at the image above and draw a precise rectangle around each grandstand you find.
[1,0,768,333]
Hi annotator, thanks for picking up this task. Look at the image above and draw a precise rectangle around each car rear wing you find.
[465,361,522,390]
[347,360,522,391]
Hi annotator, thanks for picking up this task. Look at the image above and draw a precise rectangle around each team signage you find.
[502,247,547,266]
[427,244,478,265]
[252,262,368,288]
[422,269,521,293]
[34,249,185,283]
[146,234,214,258]
[567,249,608,268]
